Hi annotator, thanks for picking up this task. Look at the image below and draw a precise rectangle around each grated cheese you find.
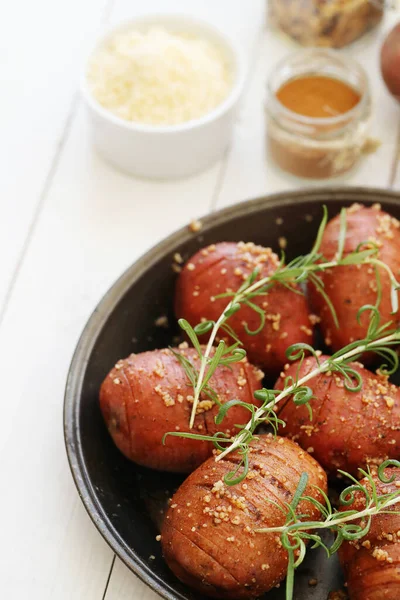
[87,27,232,125]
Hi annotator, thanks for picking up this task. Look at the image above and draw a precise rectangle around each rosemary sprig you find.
[370,257,400,314]
[166,309,400,484]
[179,206,399,428]
[256,459,400,600]
[214,313,400,469]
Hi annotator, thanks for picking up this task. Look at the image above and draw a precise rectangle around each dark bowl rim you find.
[63,186,400,600]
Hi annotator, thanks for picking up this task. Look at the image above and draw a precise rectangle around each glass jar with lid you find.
[265,49,372,180]
[269,0,385,48]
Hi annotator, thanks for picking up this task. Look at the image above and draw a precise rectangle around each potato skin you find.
[175,242,313,376]
[99,347,263,473]
[338,468,400,600]
[308,204,400,357]
[275,355,400,476]
[161,434,327,599]
[381,23,400,100]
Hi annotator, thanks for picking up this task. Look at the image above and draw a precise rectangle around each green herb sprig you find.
[256,459,400,600]
[215,306,400,462]
[166,206,400,484]
[178,206,400,429]
[165,319,400,484]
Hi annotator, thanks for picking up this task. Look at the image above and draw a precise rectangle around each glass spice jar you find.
[268,0,385,48]
[265,49,372,180]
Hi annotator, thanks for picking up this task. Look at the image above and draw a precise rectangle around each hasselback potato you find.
[161,434,327,598]
[100,345,263,473]
[275,355,400,476]
[308,204,400,358]
[339,467,400,600]
[175,241,313,376]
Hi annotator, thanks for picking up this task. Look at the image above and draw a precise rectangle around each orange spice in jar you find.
[266,50,371,179]
[276,76,361,118]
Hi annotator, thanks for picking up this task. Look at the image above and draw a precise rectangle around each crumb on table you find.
[189,219,202,232]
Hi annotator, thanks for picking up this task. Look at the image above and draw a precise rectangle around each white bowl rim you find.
[81,12,247,134]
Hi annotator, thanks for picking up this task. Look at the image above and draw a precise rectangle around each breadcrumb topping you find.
[189,219,202,232]
[154,385,175,407]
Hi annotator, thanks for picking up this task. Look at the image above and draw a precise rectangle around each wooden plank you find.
[0,95,220,599]
[347,11,400,190]
[216,10,400,210]
[391,124,400,189]
[103,558,159,600]
[0,0,111,314]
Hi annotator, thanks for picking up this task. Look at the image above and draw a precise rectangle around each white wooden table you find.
[1,1,399,598]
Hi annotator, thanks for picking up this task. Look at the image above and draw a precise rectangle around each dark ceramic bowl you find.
[64,187,400,600]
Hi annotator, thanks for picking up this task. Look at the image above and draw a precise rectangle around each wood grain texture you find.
[0,0,111,315]
[392,123,400,188]
[0,1,230,594]
[0,101,221,600]
[0,1,399,599]
[104,558,160,600]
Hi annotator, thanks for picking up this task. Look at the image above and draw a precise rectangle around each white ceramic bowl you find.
[81,14,246,180]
